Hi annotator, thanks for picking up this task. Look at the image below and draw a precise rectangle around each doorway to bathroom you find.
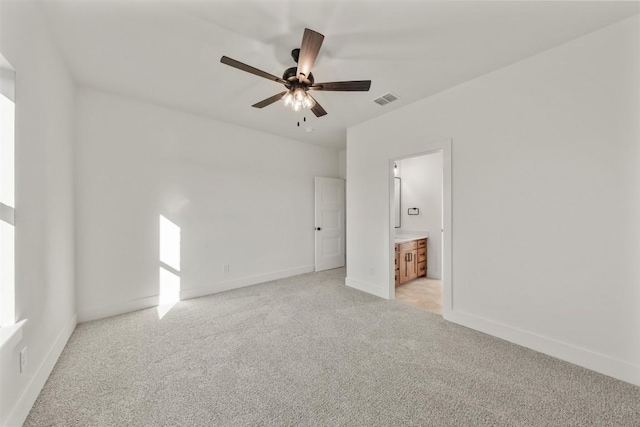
[390,142,451,317]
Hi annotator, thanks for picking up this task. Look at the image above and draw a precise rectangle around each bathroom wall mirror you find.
[394,177,401,228]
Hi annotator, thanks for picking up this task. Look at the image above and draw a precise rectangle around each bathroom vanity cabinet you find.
[395,238,427,286]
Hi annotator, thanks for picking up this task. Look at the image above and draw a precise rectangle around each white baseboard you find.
[78,265,315,323]
[345,276,389,299]
[78,295,159,323]
[445,309,640,387]
[4,314,77,427]
[181,264,315,300]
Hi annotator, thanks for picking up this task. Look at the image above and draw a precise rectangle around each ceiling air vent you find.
[373,92,399,106]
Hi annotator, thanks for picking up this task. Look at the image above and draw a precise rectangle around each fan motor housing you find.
[283,66,314,85]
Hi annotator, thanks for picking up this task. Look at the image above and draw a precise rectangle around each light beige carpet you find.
[26,268,639,426]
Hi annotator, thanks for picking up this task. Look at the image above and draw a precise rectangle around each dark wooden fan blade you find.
[296,29,324,82]
[220,56,287,84]
[252,91,288,108]
[310,80,371,91]
[308,95,327,117]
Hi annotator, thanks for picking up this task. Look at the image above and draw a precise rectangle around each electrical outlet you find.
[19,347,27,373]
[223,264,230,273]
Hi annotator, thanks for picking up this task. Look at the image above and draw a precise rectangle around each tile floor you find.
[395,277,443,314]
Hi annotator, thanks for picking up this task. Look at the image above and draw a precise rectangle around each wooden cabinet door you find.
[399,249,418,284]
[409,249,418,281]
[399,250,409,284]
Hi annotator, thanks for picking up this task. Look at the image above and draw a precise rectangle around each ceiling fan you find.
[220,28,371,117]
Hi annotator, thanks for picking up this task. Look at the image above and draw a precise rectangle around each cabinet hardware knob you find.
[315,227,321,231]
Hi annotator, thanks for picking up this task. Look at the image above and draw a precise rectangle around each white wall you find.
[0,1,77,426]
[346,16,640,385]
[75,88,340,321]
[339,149,347,179]
[397,152,443,279]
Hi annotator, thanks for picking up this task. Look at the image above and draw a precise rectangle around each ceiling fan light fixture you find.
[283,91,293,106]
[303,95,315,109]
[283,87,315,112]
[221,28,370,118]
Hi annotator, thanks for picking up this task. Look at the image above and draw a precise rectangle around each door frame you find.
[388,139,452,317]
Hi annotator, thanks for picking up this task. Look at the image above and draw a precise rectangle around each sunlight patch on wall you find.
[160,215,180,271]
[158,215,181,319]
[158,267,180,319]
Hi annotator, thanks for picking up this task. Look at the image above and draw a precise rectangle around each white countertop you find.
[394,233,429,244]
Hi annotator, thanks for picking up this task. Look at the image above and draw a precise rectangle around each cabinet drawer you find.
[418,249,426,262]
[418,261,426,276]
[418,239,427,248]
[399,241,417,252]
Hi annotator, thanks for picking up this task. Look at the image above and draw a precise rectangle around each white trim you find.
[388,139,453,319]
[78,265,315,322]
[78,294,159,323]
[4,315,77,427]
[346,276,388,299]
[181,264,314,300]
[0,319,27,351]
[445,309,640,387]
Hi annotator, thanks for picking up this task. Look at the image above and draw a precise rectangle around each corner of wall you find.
[339,149,347,180]
[2,315,77,427]
[345,277,389,300]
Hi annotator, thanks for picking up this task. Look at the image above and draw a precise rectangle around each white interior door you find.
[315,177,345,271]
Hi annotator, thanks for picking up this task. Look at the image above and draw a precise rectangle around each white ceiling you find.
[39,0,639,150]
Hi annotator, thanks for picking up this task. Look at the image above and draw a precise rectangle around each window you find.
[0,54,15,327]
